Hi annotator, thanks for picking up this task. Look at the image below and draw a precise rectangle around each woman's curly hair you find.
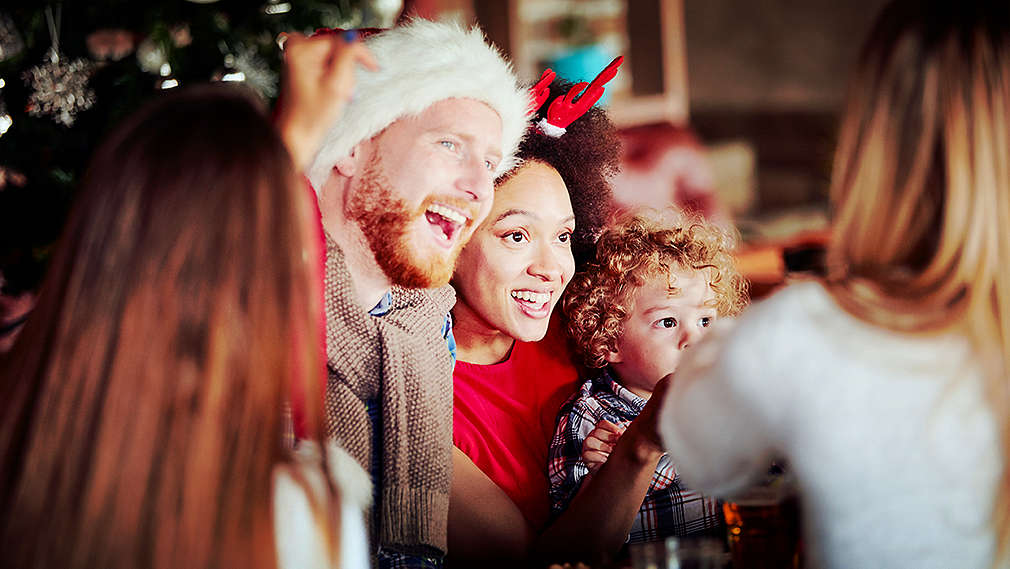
[564,209,749,368]
[497,79,621,269]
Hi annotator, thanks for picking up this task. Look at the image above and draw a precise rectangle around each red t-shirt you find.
[453,323,582,529]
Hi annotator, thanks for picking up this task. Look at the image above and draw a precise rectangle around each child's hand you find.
[621,375,674,461]
[581,420,625,475]
[275,31,378,169]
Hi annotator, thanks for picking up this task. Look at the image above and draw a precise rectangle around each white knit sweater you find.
[659,280,1005,569]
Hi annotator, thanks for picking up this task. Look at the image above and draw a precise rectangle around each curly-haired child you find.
[547,209,748,543]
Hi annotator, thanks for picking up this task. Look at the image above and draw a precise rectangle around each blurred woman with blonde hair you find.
[659,2,1010,567]
[0,33,375,569]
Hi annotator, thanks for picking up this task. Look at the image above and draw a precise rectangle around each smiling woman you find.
[452,161,576,360]
[446,76,622,565]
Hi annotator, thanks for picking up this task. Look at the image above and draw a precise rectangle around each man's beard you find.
[346,154,471,289]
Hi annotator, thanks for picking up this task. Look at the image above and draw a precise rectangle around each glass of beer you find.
[722,476,801,569]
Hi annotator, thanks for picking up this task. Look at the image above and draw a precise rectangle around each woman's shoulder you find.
[744,279,833,319]
[274,442,371,569]
[273,460,332,569]
[749,279,972,359]
[291,441,372,509]
[670,280,838,405]
[720,279,842,353]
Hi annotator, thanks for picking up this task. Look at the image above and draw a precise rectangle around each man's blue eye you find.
[440,140,456,150]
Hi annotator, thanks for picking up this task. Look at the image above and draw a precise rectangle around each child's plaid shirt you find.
[547,368,723,543]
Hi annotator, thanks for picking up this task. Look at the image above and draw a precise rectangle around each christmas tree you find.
[0,0,400,295]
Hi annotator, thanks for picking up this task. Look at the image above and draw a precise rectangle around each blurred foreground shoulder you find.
[275,442,372,569]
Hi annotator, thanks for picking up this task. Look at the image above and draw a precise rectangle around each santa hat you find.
[307,19,532,191]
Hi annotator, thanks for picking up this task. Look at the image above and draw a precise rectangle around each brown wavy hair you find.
[499,78,622,269]
[0,86,338,569]
[564,209,748,368]
[824,1,1010,557]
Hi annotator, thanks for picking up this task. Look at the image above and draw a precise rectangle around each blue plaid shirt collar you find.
[592,367,649,417]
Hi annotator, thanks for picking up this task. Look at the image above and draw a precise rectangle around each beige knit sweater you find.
[322,238,455,556]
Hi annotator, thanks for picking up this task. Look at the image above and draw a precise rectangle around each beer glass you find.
[722,478,801,569]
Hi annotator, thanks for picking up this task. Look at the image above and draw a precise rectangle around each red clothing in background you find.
[291,177,328,442]
[453,324,582,529]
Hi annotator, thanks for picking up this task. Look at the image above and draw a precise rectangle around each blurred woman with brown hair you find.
[0,34,375,569]
[660,2,1010,568]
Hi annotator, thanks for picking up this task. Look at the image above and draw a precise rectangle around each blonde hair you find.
[564,209,748,368]
[825,1,1010,556]
[0,86,338,568]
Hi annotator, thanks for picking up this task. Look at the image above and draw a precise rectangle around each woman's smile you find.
[510,289,554,318]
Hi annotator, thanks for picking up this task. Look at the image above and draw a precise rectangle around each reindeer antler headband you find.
[531,55,624,138]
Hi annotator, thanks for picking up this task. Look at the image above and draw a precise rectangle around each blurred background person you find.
[0,33,375,569]
[660,2,1010,568]
[611,124,730,225]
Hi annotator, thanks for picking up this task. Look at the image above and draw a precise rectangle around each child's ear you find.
[604,349,622,364]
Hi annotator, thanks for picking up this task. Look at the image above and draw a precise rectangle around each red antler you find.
[542,55,624,131]
[531,68,556,112]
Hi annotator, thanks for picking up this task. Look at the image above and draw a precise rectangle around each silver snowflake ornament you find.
[23,52,96,127]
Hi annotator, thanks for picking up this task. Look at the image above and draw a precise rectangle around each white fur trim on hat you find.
[307,19,532,191]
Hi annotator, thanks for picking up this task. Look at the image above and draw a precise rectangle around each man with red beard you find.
[305,19,530,569]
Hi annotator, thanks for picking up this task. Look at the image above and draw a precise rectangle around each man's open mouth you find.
[425,203,469,242]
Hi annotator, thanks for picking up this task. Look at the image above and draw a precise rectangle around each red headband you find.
[532,55,624,138]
